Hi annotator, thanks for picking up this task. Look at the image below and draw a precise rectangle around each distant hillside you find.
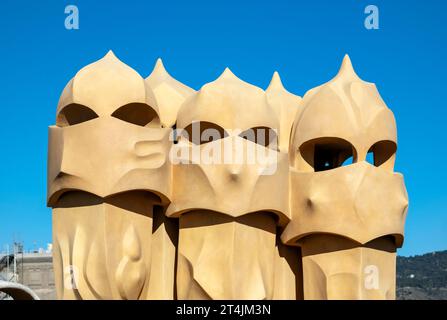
[397,250,447,300]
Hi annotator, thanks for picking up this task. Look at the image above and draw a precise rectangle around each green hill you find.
[397,250,447,300]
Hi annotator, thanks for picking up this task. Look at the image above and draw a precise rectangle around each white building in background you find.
[0,243,56,300]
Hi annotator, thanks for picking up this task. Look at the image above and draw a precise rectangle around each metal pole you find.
[21,247,24,284]
[6,244,9,280]
[13,243,16,282]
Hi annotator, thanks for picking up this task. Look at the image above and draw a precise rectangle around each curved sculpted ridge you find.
[47,52,408,300]
[289,55,398,169]
[145,58,195,128]
[266,71,302,153]
[177,68,278,131]
[0,281,40,300]
[57,51,158,118]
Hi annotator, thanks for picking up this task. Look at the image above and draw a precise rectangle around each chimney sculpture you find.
[167,69,290,299]
[281,55,409,299]
[145,59,195,128]
[47,52,173,299]
[48,52,408,300]
[266,72,303,299]
[144,58,195,299]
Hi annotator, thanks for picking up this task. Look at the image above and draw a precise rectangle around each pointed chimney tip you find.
[335,53,360,81]
[105,50,116,58]
[267,71,284,91]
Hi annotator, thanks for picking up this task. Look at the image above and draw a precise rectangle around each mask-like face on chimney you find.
[283,55,408,246]
[48,52,171,202]
[168,68,289,222]
[47,52,172,299]
[281,55,409,299]
[169,69,290,299]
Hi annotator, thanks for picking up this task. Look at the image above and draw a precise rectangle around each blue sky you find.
[0,0,445,256]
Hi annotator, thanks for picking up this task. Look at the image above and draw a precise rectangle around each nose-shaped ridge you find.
[228,165,243,180]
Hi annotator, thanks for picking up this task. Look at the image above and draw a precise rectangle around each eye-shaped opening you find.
[239,127,278,149]
[367,140,397,167]
[56,104,98,127]
[182,121,228,145]
[299,137,356,172]
[111,103,160,127]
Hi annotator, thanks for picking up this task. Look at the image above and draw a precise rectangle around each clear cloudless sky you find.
[0,0,445,256]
